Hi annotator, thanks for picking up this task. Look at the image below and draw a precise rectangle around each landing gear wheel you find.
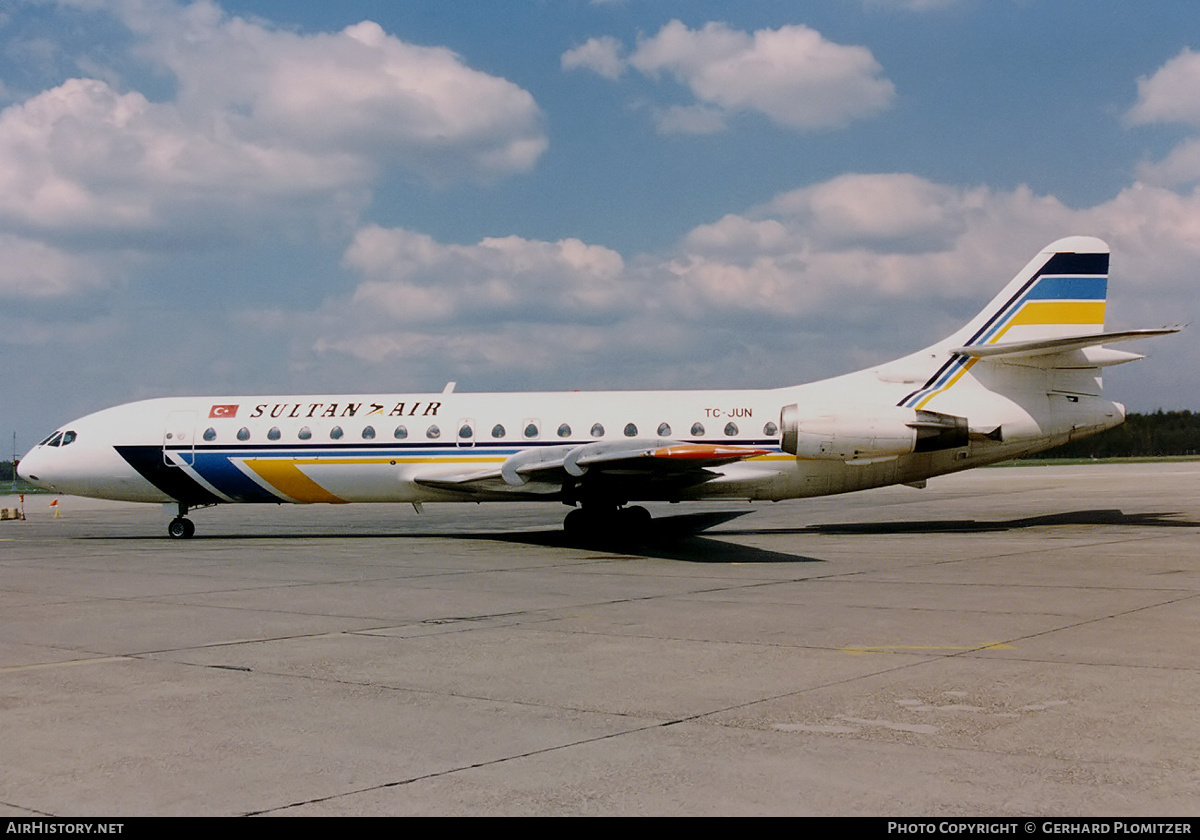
[168,517,195,539]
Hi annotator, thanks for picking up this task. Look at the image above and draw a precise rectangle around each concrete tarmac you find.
[1,462,1199,816]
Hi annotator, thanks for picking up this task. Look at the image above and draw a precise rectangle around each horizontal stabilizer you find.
[952,327,1180,360]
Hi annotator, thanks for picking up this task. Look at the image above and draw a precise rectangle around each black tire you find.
[168,517,195,539]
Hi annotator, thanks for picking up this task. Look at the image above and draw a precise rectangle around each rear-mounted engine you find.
[779,404,968,461]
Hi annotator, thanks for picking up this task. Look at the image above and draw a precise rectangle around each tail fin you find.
[951,235,1109,349]
[898,237,1110,410]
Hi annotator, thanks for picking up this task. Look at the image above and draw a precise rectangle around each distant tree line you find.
[1026,410,1200,459]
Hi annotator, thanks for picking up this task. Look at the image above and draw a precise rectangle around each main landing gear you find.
[563,503,652,539]
[168,503,196,539]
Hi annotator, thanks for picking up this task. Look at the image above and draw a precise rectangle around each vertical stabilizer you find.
[899,237,1109,409]
[952,235,1109,349]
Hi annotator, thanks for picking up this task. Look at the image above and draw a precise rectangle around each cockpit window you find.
[61,431,76,446]
[38,431,61,446]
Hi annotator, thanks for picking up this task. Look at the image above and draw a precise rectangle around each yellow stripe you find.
[840,643,1014,655]
[915,356,979,409]
[991,300,1105,343]
[243,459,347,503]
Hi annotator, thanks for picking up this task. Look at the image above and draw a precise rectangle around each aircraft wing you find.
[415,439,770,499]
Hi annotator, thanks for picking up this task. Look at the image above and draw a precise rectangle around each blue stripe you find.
[1024,275,1107,300]
[191,452,284,502]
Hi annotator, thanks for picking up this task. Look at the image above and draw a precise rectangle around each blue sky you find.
[4,0,1200,451]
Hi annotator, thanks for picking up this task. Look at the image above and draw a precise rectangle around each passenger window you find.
[267,427,281,440]
[763,421,778,436]
[590,423,604,438]
[362,425,376,440]
[557,423,571,438]
[724,422,738,436]
[394,425,408,439]
[657,423,671,437]
[458,424,473,439]
[330,426,344,440]
[237,427,250,441]
[491,424,506,438]
[624,423,637,437]
[426,425,441,439]
[203,428,217,442]
[523,423,538,439]
[691,422,704,436]
[298,427,312,440]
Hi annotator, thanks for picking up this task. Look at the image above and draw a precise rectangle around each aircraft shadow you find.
[718,508,1200,536]
[479,510,825,564]
[472,508,1200,563]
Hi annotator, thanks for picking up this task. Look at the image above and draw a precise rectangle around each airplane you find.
[17,236,1179,539]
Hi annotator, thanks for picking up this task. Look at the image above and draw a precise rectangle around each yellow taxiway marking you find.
[1,656,131,673]
[840,643,1014,655]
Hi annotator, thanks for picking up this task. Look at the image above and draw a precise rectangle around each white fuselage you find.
[15,370,1121,509]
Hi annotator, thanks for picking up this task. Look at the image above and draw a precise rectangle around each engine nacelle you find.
[779,404,968,461]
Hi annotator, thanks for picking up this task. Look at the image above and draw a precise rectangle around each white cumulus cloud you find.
[339,225,630,329]
[565,20,895,134]
[561,36,625,80]
[1128,48,1200,127]
[1129,49,1200,187]
[0,0,547,298]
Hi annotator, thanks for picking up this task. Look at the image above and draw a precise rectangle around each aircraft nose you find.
[16,448,40,482]
[16,445,56,490]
